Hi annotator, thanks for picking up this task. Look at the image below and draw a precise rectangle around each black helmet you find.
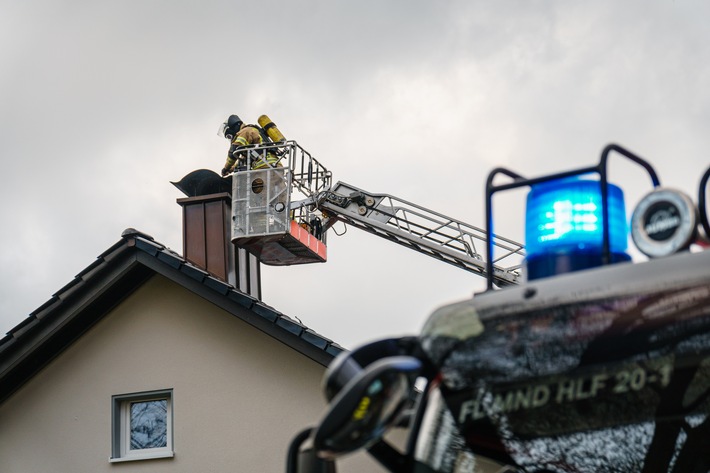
[219,114,243,139]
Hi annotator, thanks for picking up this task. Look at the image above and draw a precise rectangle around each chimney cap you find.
[171,169,231,198]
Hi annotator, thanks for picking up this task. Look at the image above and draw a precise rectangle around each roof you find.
[0,228,344,403]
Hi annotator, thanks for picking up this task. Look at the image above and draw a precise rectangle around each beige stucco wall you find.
[0,274,391,472]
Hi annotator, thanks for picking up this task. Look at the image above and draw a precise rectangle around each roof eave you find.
[0,231,344,404]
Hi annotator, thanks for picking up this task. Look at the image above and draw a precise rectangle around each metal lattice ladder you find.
[317,181,524,287]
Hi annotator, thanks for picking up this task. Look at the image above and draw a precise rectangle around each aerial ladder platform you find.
[224,140,524,287]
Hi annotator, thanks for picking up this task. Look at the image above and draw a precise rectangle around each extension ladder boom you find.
[317,181,524,287]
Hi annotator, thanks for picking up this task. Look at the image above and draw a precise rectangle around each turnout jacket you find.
[222,125,278,173]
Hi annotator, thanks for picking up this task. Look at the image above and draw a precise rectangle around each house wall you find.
[0,275,389,472]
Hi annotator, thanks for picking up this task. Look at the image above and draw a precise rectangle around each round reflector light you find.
[630,188,697,258]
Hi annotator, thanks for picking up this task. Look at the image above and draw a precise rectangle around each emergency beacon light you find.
[524,176,630,280]
[484,144,661,288]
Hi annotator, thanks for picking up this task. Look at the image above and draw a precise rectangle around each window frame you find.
[110,389,174,462]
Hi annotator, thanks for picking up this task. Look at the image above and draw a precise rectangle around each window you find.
[111,389,174,462]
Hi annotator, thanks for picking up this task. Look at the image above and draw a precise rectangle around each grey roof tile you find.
[29,296,61,319]
[77,258,105,280]
[228,290,256,309]
[156,249,182,268]
[204,276,231,295]
[252,302,280,323]
[0,334,13,348]
[326,343,345,357]
[135,237,161,257]
[180,264,208,282]
[301,329,331,350]
[53,277,84,301]
[97,239,128,260]
[276,317,305,336]
[8,317,40,339]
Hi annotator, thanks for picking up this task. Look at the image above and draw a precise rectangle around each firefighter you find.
[219,114,279,176]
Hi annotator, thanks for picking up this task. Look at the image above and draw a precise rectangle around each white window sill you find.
[109,451,174,463]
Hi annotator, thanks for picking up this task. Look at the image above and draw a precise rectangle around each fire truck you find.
[188,126,710,472]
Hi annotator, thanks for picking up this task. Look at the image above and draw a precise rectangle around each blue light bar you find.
[525,176,630,280]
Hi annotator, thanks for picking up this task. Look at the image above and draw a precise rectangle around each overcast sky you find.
[2,0,709,349]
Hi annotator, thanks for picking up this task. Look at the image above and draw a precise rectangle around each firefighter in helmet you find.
[219,114,279,176]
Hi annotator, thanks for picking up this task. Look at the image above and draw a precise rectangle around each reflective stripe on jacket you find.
[251,152,281,169]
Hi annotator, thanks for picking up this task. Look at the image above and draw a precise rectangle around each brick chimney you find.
[176,191,261,300]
